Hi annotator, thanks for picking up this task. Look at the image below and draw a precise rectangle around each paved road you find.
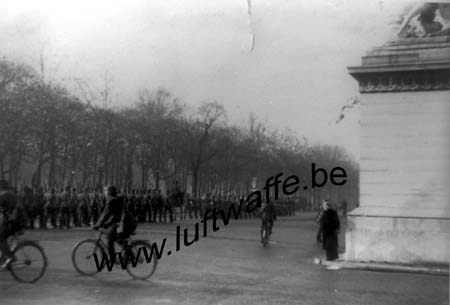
[1,214,448,305]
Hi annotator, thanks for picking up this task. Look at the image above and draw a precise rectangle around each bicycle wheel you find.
[72,239,105,276]
[9,240,48,283]
[124,240,158,280]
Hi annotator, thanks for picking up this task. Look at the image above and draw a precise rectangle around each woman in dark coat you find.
[320,200,340,261]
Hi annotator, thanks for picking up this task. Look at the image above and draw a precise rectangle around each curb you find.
[315,258,449,276]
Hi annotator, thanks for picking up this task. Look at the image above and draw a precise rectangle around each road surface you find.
[1,213,448,305]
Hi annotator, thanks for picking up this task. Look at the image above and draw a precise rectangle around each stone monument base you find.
[345,207,449,264]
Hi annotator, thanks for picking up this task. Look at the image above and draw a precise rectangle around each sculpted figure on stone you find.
[397,2,450,38]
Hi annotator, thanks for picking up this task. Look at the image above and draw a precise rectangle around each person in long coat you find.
[320,200,340,261]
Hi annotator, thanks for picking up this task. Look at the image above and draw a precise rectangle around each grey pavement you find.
[0,213,448,305]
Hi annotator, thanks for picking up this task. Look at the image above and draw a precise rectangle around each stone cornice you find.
[350,69,450,93]
[348,37,450,93]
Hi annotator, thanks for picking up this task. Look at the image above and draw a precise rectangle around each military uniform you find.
[21,187,35,229]
[68,188,80,227]
[145,190,153,222]
[79,189,90,226]
[89,191,100,225]
[59,189,71,229]
[0,182,20,258]
[184,195,193,219]
[127,191,137,218]
[44,190,58,228]
[137,191,146,223]
[35,188,46,229]
[152,190,164,223]
[163,195,174,223]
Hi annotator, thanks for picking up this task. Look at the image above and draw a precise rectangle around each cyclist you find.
[93,185,125,263]
[261,200,277,243]
[0,180,24,268]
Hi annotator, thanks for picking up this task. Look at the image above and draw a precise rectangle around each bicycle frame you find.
[94,230,133,254]
[93,231,108,253]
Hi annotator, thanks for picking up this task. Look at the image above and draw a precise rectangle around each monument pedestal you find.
[346,36,450,264]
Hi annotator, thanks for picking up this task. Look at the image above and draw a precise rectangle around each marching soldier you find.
[145,189,153,222]
[89,189,100,224]
[152,189,164,223]
[200,195,208,218]
[184,193,193,219]
[69,188,80,227]
[35,186,46,229]
[127,189,137,217]
[208,195,216,212]
[59,186,70,229]
[21,186,35,229]
[79,188,90,226]
[45,188,58,229]
[137,190,146,223]
[99,189,106,213]
[163,191,174,223]
[193,195,200,219]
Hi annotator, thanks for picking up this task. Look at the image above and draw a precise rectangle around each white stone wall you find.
[360,91,450,217]
[345,90,450,264]
[345,216,449,263]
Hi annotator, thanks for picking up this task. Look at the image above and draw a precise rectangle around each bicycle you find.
[71,230,157,280]
[0,231,48,283]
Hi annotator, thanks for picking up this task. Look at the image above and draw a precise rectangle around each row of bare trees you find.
[0,58,358,207]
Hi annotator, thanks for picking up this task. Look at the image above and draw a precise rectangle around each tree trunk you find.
[125,146,133,191]
[92,153,97,188]
[103,153,109,186]
[0,157,4,180]
[155,169,160,191]
[192,165,200,198]
[48,129,57,187]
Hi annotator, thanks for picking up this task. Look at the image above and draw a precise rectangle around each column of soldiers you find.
[16,186,106,230]
[15,186,177,229]
[14,186,298,229]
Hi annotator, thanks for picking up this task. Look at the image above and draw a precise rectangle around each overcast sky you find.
[0,0,416,159]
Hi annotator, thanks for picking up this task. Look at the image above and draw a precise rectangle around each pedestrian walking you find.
[319,200,340,261]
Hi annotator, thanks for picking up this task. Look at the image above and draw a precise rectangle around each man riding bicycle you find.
[261,200,277,243]
[93,185,125,263]
[0,180,24,268]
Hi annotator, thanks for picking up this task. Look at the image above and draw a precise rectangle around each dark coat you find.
[320,208,340,260]
[262,203,277,222]
[95,196,124,228]
[0,189,17,219]
[0,188,25,233]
